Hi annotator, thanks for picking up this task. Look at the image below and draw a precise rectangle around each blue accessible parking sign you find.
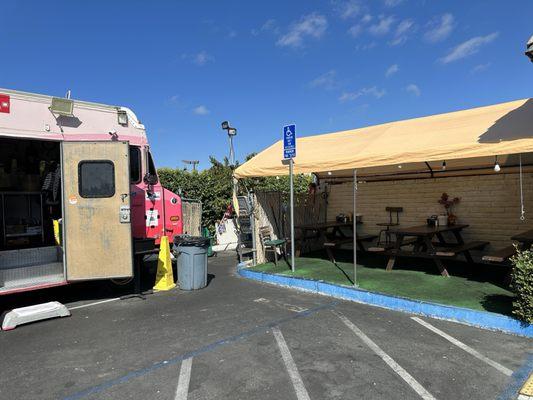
[283,124,296,159]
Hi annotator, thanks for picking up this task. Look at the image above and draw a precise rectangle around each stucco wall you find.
[327,173,533,251]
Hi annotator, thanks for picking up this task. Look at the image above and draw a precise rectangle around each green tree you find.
[158,155,312,231]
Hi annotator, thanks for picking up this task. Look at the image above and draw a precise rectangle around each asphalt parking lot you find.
[0,252,531,400]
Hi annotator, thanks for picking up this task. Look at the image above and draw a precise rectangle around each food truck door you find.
[62,141,133,280]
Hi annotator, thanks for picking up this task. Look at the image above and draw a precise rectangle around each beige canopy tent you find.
[235,98,533,180]
[235,98,533,284]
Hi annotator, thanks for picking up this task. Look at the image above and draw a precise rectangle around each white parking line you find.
[68,298,120,310]
[334,311,437,400]
[175,357,193,400]
[411,317,513,376]
[272,327,311,400]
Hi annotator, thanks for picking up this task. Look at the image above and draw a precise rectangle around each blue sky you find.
[2,1,533,169]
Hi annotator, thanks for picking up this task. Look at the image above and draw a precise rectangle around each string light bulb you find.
[494,156,501,172]
[442,161,446,171]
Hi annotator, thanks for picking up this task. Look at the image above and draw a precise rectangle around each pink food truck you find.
[0,88,183,295]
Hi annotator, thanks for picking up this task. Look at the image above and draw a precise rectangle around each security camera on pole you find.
[283,124,296,272]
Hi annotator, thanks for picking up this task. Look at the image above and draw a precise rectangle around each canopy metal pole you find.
[353,169,357,287]
[289,158,295,272]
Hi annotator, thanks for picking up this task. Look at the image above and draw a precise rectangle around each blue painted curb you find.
[237,266,533,338]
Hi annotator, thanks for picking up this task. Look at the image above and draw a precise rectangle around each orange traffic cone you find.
[153,236,176,291]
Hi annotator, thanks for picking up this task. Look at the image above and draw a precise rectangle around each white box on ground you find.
[2,301,70,331]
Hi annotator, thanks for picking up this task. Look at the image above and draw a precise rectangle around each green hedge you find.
[511,247,533,323]
[158,156,311,232]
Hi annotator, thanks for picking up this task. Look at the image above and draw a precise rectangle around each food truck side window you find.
[78,161,116,198]
[147,151,158,183]
[129,146,141,183]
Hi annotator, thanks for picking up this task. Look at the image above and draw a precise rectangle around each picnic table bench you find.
[481,229,533,264]
[368,237,418,252]
[511,229,533,250]
[434,241,489,257]
[482,245,516,263]
[383,224,488,277]
[295,221,377,253]
[323,234,377,264]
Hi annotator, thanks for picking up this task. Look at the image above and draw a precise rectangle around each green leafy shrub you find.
[510,247,533,323]
[158,155,312,232]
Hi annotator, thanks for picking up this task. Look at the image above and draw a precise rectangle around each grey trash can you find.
[174,235,210,290]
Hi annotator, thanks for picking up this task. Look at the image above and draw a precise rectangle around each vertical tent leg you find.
[353,169,357,287]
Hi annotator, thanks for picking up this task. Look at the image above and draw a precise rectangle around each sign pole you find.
[283,123,296,272]
[289,158,295,272]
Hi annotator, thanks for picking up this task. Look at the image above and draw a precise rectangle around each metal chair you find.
[377,207,403,245]
[259,226,286,266]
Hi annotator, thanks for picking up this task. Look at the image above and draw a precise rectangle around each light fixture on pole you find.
[526,34,533,62]
[221,121,237,166]
[182,160,199,171]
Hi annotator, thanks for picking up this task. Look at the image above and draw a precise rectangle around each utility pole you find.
[182,160,199,171]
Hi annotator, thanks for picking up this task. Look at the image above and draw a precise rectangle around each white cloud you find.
[355,41,377,51]
[471,62,491,74]
[390,18,414,46]
[193,105,210,115]
[440,32,499,64]
[252,19,280,36]
[339,86,386,102]
[348,24,363,38]
[385,64,399,77]
[182,51,213,66]
[309,70,338,90]
[384,0,403,7]
[368,15,395,36]
[405,84,421,97]
[337,0,361,19]
[395,19,413,36]
[277,13,328,48]
[167,95,186,110]
[424,13,455,43]
[361,14,373,23]
[347,13,372,38]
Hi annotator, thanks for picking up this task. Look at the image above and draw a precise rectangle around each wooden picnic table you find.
[511,229,533,249]
[482,229,533,265]
[385,224,488,277]
[295,221,374,255]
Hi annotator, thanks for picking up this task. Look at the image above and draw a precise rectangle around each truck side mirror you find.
[143,172,158,186]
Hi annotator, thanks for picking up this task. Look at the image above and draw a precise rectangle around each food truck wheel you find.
[111,277,134,286]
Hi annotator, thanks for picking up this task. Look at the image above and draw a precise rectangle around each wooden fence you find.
[182,199,202,236]
[253,191,327,264]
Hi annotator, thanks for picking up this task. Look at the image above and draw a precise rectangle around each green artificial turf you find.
[250,251,515,316]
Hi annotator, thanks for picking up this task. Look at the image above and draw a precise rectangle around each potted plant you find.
[438,192,460,225]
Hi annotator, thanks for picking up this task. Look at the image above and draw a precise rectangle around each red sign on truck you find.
[0,94,10,113]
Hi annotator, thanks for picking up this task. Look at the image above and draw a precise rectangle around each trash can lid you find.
[174,235,210,247]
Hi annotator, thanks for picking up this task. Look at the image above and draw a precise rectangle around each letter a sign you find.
[283,124,296,159]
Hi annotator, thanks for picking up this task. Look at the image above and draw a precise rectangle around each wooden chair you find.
[259,226,287,266]
[377,207,403,245]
